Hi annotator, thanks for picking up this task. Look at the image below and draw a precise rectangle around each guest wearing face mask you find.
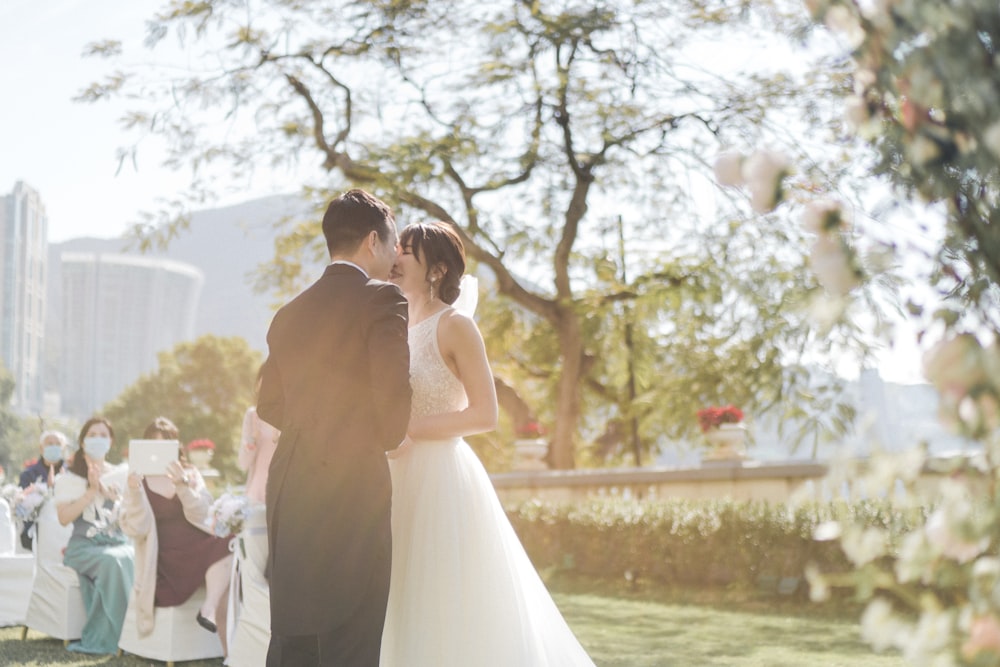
[54,416,134,655]
[19,430,69,488]
[18,430,70,549]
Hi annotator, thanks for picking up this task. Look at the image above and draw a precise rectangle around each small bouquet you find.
[1,482,20,510]
[15,481,50,523]
[80,475,126,541]
[696,405,745,433]
[85,500,125,541]
[207,492,248,538]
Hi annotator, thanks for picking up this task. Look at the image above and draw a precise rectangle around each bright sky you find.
[0,0,286,244]
[0,0,932,384]
[1,1,159,241]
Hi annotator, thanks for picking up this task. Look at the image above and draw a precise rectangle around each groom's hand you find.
[386,436,414,460]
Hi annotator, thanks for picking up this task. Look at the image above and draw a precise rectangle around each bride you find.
[381,221,595,666]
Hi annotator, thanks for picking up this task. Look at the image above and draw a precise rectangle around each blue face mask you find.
[83,436,112,460]
[42,444,63,464]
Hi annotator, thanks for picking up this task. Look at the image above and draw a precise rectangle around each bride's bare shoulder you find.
[438,308,484,349]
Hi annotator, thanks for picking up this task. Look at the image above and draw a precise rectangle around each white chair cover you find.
[226,504,269,667]
[0,498,34,627]
[0,498,16,554]
[23,501,86,640]
[118,586,224,663]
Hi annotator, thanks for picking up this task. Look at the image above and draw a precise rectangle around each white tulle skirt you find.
[380,438,595,667]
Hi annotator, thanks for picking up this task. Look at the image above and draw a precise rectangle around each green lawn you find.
[0,591,902,667]
[561,592,903,666]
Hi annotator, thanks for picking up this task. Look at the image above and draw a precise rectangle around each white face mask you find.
[83,436,111,460]
[42,444,63,464]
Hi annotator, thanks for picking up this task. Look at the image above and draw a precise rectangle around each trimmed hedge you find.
[505,497,921,590]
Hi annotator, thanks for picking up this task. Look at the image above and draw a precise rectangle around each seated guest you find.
[120,416,232,650]
[19,430,70,549]
[20,430,69,488]
[0,474,14,554]
[54,417,133,655]
[238,367,280,576]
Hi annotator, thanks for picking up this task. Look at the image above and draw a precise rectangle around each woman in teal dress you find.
[54,416,134,654]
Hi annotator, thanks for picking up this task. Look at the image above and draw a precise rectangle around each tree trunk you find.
[549,312,585,469]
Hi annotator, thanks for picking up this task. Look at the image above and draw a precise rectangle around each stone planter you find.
[187,447,214,470]
[512,438,549,471]
[702,423,748,462]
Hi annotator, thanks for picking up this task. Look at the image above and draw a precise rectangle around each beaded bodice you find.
[408,308,467,420]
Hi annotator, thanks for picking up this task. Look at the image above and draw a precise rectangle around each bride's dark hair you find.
[399,222,466,304]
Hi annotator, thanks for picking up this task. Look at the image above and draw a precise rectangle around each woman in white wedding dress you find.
[381,221,595,667]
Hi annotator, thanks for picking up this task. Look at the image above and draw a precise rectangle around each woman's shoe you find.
[196,612,217,633]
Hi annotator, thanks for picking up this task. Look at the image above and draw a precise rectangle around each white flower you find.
[861,598,904,652]
[909,134,941,165]
[841,525,887,566]
[895,529,933,583]
[922,334,988,397]
[844,96,870,132]
[802,199,849,235]
[824,5,865,48]
[14,482,51,522]
[905,608,956,665]
[813,520,842,541]
[809,235,860,296]
[984,123,1000,159]
[804,562,830,602]
[972,556,1000,580]
[853,69,876,96]
[895,446,927,484]
[859,1,893,30]
[714,151,745,187]
[207,492,248,538]
[742,149,790,213]
[925,508,987,564]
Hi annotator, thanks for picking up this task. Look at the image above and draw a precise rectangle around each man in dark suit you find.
[257,189,411,667]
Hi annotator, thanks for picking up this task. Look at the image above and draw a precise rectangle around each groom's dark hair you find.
[322,189,396,256]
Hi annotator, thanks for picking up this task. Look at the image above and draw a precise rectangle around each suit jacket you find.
[258,263,411,635]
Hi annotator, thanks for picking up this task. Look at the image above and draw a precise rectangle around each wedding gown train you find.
[379,308,595,667]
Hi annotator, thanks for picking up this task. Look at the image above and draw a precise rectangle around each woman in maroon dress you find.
[120,417,232,649]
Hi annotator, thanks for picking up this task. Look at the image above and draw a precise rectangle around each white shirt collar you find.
[329,260,369,279]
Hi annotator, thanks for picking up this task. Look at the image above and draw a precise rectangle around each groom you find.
[257,189,411,666]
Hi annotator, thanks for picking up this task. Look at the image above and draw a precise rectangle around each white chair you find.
[226,505,270,667]
[21,501,86,642]
[0,497,17,554]
[0,498,34,627]
[117,585,224,666]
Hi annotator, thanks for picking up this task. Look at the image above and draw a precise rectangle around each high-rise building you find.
[0,181,47,414]
[58,253,203,418]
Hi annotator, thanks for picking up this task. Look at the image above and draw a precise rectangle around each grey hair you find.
[40,430,70,448]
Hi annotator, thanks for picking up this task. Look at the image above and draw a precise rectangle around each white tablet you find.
[128,439,180,476]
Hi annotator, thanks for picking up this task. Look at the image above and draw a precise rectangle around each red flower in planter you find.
[515,421,546,439]
[696,405,744,433]
[187,439,216,451]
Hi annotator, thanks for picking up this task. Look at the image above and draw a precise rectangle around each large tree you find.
[102,335,261,482]
[82,0,874,467]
